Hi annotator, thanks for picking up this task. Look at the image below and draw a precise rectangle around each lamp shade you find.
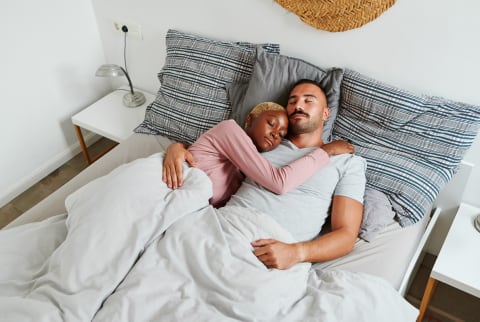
[95,64,127,77]
[95,64,146,108]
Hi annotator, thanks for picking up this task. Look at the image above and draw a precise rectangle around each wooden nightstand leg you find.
[74,125,92,165]
[90,143,118,163]
[417,277,438,322]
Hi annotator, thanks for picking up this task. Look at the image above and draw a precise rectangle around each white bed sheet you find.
[0,152,417,321]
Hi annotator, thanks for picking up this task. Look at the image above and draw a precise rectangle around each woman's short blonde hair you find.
[244,101,285,129]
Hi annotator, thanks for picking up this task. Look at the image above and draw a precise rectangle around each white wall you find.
[0,0,110,206]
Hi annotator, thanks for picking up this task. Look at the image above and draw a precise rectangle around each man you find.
[164,79,366,270]
[243,79,366,269]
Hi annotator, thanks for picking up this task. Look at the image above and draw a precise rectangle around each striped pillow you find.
[333,69,480,226]
[135,29,280,144]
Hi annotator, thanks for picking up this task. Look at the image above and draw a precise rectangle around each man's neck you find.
[288,131,323,148]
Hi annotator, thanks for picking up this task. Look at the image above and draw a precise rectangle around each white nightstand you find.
[72,88,155,164]
[417,203,480,321]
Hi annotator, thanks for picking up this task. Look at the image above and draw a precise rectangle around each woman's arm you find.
[210,120,329,194]
[162,142,193,189]
[162,120,353,193]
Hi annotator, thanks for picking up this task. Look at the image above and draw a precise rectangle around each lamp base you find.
[123,91,146,108]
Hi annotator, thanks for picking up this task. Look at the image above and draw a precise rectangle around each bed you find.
[1,29,479,322]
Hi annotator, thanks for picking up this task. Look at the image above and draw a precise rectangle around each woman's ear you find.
[244,113,254,129]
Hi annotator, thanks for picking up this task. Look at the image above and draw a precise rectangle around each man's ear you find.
[323,107,330,121]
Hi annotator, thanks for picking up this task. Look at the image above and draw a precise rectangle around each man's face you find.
[286,83,329,135]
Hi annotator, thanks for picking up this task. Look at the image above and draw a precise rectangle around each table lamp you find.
[95,64,146,108]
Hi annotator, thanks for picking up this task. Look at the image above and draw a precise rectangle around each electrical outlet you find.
[113,21,143,40]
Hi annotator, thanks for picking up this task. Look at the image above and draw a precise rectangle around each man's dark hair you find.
[290,79,324,92]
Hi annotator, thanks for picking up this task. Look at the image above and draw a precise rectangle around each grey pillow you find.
[226,48,344,142]
[360,188,396,242]
[134,29,280,144]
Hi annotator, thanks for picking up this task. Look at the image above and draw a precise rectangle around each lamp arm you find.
[120,66,135,95]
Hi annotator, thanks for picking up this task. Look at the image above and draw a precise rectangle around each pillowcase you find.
[226,48,344,142]
[333,69,480,226]
[360,188,396,242]
[135,29,280,144]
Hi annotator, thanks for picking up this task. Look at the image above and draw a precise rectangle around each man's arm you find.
[252,195,363,269]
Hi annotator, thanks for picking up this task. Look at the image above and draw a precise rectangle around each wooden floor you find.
[407,253,480,322]
[1,137,479,321]
[0,138,115,229]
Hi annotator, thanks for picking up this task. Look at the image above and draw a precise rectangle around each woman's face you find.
[245,110,288,152]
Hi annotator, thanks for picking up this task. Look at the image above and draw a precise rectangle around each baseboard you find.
[0,132,100,208]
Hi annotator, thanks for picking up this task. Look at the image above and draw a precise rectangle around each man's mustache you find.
[289,110,309,118]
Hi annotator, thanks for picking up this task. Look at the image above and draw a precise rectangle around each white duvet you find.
[0,153,418,322]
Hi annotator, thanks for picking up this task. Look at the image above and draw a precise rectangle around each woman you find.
[163,102,353,207]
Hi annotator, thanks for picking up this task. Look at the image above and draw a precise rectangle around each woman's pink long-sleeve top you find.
[188,119,329,207]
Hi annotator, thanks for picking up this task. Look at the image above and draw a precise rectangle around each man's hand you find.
[251,239,303,270]
[162,142,196,189]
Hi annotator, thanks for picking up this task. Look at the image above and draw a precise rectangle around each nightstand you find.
[72,88,155,164]
[417,203,480,321]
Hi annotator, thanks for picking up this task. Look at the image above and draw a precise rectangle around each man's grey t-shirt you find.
[227,140,367,241]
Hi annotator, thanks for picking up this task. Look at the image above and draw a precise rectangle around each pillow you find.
[333,69,480,226]
[360,188,396,242]
[226,48,344,142]
[135,29,280,144]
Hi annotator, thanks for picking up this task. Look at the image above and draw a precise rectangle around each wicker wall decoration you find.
[275,0,397,32]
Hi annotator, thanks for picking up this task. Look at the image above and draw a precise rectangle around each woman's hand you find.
[322,140,355,156]
[162,142,196,189]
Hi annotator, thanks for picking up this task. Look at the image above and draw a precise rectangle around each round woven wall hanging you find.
[275,0,397,32]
